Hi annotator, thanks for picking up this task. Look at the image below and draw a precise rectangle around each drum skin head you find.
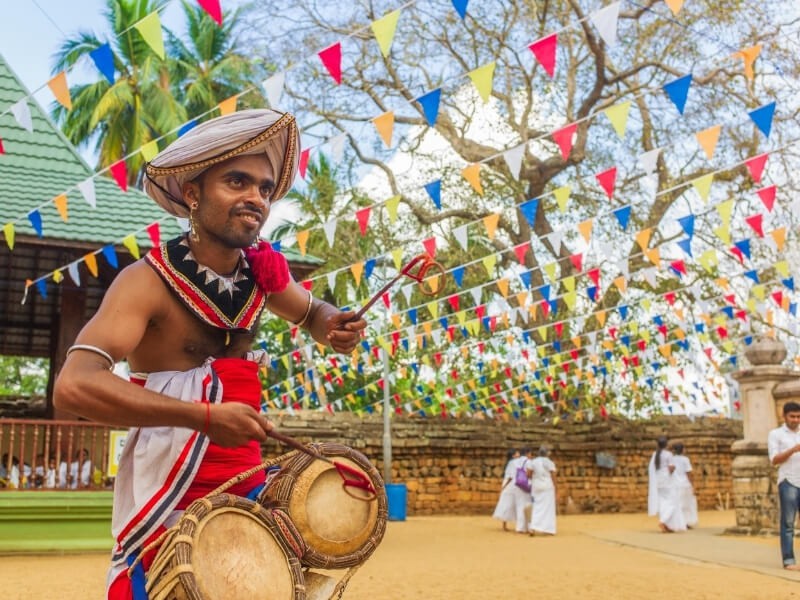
[193,507,295,600]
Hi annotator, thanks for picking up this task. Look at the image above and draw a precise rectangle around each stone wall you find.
[264,412,744,516]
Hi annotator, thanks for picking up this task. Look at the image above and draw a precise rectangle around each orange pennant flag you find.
[462,163,483,196]
[635,228,652,251]
[695,125,721,160]
[734,44,761,80]
[48,72,72,111]
[84,253,99,278]
[218,95,238,116]
[577,219,593,243]
[372,111,395,147]
[482,213,499,239]
[772,227,786,251]
[664,0,684,14]
[296,230,310,255]
[53,194,68,222]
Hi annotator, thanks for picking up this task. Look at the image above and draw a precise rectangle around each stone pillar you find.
[727,338,798,534]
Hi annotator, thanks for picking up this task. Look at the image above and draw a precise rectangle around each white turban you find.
[144,109,300,217]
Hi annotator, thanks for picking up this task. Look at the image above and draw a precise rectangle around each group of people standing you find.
[647,436,698,533]
[492,446,558,536]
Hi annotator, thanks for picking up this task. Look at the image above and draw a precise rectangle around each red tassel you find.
[244,242,290,293]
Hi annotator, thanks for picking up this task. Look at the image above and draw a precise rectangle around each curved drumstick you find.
[267,429,377,500]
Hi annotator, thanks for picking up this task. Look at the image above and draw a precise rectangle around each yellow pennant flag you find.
[496,278,509,297]
[635,228,652,251]
[391,248,403,270]
[350,261,364,285]
[543,262,558,282]
[775,260,789,277]
[695,125,721,160]
[134,12,165,59]
[218,95,238,116]
[604,101,631,139]
[140,140,159,162]
[691,173,714,202]
[385,195,401,223]
[52,269,64,284]
[751,284,765,301]
[664,0,683,15]
[563,291,577,310]
[717,200,734,225]
[372,111,395,147]
[613,275,626,292]
[462,163,484,196]
[734,44,761,80]
[596,310,606,327]
[3,223,15,250]
[456,310,467,326]
[371,9,401,57]
[644,247,661,267]
[562,276,575,293]
[554,185,571,213]
[640,330,650,344]
[53,194,68,222]
[482,213,499,239]
[712,224,730,245]
[772,227,786,251]
[122,234,140,259]
[481,253,497,276]
[427,301,439,319]
[468,61,495,103]
[296,230,310,255]
[84,253,99,277]
[48,71,72,110]
[578,219,593,243]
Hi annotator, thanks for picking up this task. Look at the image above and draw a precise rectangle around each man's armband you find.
[66,345,115,370]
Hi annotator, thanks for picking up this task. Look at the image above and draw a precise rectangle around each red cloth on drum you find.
[131,358,265,510]
[107,526,166,600]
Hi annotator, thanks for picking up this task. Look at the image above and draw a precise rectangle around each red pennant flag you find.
[434,352,443,366]
[422,237,437,257]
[735,310,748,322]
[773,291,784,305]
[637,340,646,352]
[554,321,563,337]
[298,148,310,179]
[729,246,745,264]
[318,42,342,84]
[587,267,600,286]
[561,362,570,373]
[109,160,128,191]
[552,123,578,160]
[724,294,736,305]
[513,241,530,264]
[744,214,764,237]
[704,347,713,358]
[670,260,687,276]
[600,405,608,418]
[595,167,617,200]
[745,153,768,183]
[301,280,313,291]
[475,305,485,319]
[570,349,579,361]
[540,299,550,318]
[0,136,4,154]
[355,207,371,236]
[382,293,391,308]
[478,342,485,353]
[756,185,776,212]
[528,33,557,78]
[664,291,676,305]
[197,0,222,24]
[608,327,617,339]
[658,324,668,337]
[569,253,582,272]
[146,222,160,247]
[447,294,460,311]
[664,389,670,402]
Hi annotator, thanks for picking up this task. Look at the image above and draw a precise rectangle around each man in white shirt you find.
[767,401,800,570]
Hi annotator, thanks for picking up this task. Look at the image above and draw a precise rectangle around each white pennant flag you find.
[78,178,96,208]
[590,2,621,47]
[638,148,661,175]
[517,306,529,324]
[431,330,443,345]
[503,143,526,180]
[68,262,81,286]
[261,72,285,108]
[641,267,658,288]
[11,99,33,132]
[616,258,629,278]
[302,345,313,361]
[329,133,347,163]
[406,326,415,345]
[322,219,337,248]
[470,286,483,306]
[453,225,469,250]
[326,271,337,294]
[401,283,414,303]
[176,217,190,233]
[548,230,563,254]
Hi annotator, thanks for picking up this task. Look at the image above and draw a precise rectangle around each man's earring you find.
[189,202,200,243]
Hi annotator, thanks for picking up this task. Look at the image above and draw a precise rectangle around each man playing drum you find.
[54,109,366,600]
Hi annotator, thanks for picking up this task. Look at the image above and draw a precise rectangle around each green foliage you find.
[0,357,49,396]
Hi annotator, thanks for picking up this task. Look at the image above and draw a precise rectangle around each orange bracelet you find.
[203,402,211,435]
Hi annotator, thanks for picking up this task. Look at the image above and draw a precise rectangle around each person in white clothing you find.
[648,436,684,532]
[670,442,697,528]
[492,448,521,531]
[508,447,533,533]
[527,446,557,536]
[767,401,800,570]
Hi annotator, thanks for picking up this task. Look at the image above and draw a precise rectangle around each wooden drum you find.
[260,443,388,570]
[145,494,307,600]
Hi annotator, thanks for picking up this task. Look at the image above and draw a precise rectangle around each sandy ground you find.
[1,510,799,599]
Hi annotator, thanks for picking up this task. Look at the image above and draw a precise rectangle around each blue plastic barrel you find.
[385,483,407,521]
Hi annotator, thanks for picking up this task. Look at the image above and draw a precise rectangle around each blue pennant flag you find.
[90,43,116,84]
[618,305,628,319]
[417,88,442,127]
[587,286,597,302]
[733,239,751,260]
[424,179,442,209]
[519,198,539,227]
[604,351,613,361]
[728,356,738,367]
[652,315,663,326]
[360,340,370,352]
[743,270,759,283]
[677,214,695,238]
[651,362,661,371]
[452,0,468,18]
[522,331,531,343]
[477,361,484,371]
[791,303,797,316]
[481,316,491,331]
[439,317,448,330]
[663,74,693,115]
[743,335,753,346]
[270,240,281,252]
[408,308,417,324]
[553,340,561,352]
[101,245,118,268]
[364,258,376,279]
[479,375,487,386]
[542,357,550,367]
[178,119,198,137]
[549,299,558,315]
[721,306,734,319]
[452,265,465,288]
[694,323,704,333]
[28,210,43,237]
[401,338,409,351]
[539,284,551,300]
[519,271,532,289]
[612,205,631,230]
[749,102,776,138]
[36,279,47,298]
[677,238,693,257]
[782,277,795,291]
[620,335,630,347]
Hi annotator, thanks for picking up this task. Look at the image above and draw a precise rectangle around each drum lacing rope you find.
[331,563,363,600]
[127,450,298,578]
